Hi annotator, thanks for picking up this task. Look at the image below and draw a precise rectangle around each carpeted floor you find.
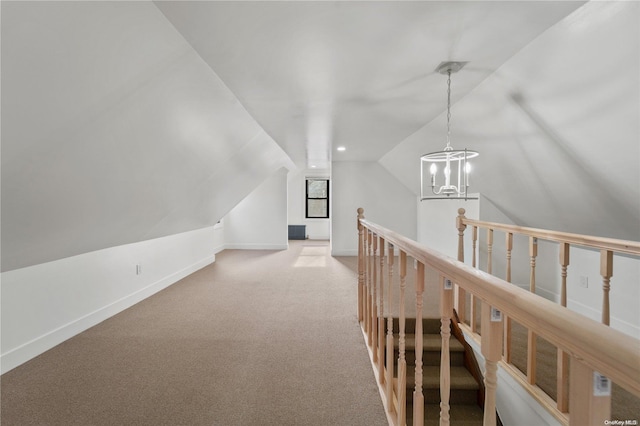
[1,241,388,426]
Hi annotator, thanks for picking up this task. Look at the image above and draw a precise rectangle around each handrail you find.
[357,209,640,426]
[360,217,640,397]
[455,210,640,419]
[460,217,640,256]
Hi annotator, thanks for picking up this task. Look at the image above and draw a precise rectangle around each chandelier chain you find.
[446,69,452,150]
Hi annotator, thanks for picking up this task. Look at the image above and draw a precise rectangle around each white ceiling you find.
[156,1,585,170]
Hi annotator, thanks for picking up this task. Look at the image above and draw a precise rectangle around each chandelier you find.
[420,61,478,200]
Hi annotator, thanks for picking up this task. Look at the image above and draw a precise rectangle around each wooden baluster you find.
[487,229,494,274]
[378,237,385,382]
[481,302,503,426]
[397,252,407,426]
[367,230,373,343]
[386,243,395,410]
[504,233,513,363]
[527,237,538,385]
[472,226,478,269]
[559,243,569,308]
[505,233,513,283]
[569,358,611,425]
[456,208,467,324]
[440,276,454,426]
[357,208,365,323]
[364,229,369,332]
[600,250,613,326]
[470,226,478,332]
[529,237,537,293]
[413,262,425,426]
[372,235,378,360]
[557,243,570,412]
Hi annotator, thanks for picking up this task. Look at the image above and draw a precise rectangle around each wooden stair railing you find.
[456,208,640,420]
[356,208,640,426]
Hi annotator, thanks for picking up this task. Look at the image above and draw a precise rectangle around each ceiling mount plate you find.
[435,61,468,75]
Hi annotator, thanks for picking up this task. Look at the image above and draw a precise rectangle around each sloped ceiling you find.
[381,1,639,240]
[1,1,294,271]
[155,1,584,170]
[3,1,636,271]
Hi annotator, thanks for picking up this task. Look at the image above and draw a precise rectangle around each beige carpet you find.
[1,241,388,426]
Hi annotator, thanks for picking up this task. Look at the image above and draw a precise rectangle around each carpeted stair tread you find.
[405,366,479,390]
[393,317,442,335]
[390,318,486,422]
[407,403,484,426]
[394,334,465,352]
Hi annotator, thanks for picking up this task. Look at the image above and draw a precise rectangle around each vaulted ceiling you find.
[156,1,584,169]
[2,1,638,272]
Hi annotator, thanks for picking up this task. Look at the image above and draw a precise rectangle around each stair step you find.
[413,366,479,390]
[392,317,442,335]
[394,334,465,352]
[398,366,479,405]
[391,333,466,367]
[386,318,485,423]
[407,403,484,426]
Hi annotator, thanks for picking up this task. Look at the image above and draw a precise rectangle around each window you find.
[306,179,329,218]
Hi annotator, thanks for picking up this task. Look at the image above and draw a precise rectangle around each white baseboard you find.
[535,286,559,303]
[515,286,639,338]
[567,299,640,339]
[1,254,215,374]
[224,243,288,250]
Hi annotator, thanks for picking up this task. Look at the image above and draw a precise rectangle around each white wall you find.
[1,1,294,272]
[417,196,479,260]
[331,161,416,256]
[224,168,289,250]
[564,248,639,339]
[476,196,639,338]
[1,225,224,374]
[476,196,558,292]
[287,167,331,240]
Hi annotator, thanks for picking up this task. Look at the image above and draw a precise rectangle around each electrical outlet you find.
[579,276,588,288]
[136,264,142,275]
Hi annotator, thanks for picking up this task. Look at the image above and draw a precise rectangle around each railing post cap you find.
[357,207,364,215]
[458,208,466,216]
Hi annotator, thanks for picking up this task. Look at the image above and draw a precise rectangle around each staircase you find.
[391,317,485,426]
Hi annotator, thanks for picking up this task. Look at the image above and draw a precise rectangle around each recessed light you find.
[336,146,346,152]
[310,165,317,168]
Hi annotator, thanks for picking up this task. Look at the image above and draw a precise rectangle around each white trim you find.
[533,288,640,338]
[567,299,640,339]
[535,286,559,303]
[1,254,215,374]
[224,244,288,250]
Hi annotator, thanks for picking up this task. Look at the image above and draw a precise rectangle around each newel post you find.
[456,208,467,323]
[357,208,365,323]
